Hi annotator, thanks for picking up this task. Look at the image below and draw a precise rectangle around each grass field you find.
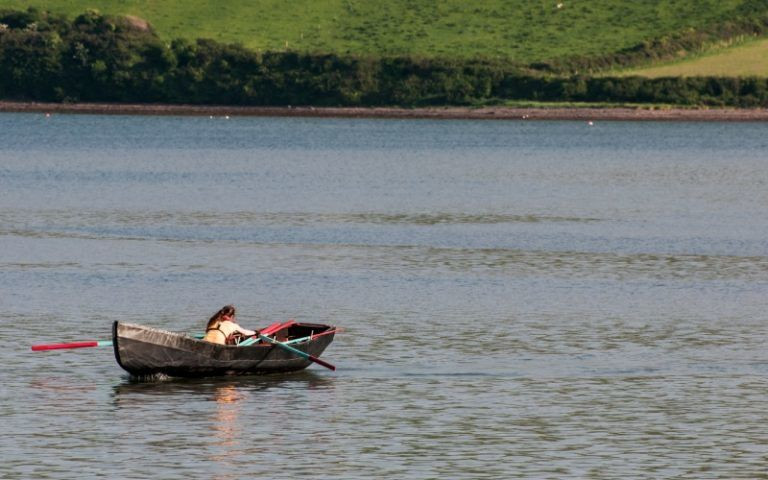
[0,0,752,64]
[623,38,768,77]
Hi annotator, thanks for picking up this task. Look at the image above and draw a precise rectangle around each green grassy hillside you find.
[0,0,753,64]
[624,38,768,77]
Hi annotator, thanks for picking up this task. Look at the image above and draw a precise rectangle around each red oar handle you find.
[31,341,100,351]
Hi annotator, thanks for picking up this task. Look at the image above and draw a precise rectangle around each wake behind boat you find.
[113,321,336,377]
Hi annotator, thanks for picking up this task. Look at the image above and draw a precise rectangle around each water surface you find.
[1,114,767,479]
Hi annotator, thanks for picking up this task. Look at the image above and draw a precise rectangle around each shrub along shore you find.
[3,8,768,109]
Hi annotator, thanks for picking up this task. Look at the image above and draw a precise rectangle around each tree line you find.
[2,8,768,107]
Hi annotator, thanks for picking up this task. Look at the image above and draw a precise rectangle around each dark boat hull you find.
[113,321,335,377]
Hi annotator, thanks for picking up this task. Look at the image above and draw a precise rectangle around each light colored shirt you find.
[203,320,256,344]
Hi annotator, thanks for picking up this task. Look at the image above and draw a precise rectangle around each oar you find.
[32,333,209,351]
[236,321,293,347]
[284,328,340,345]
[31,340,113,351]
[255,333,336,371]
[239,327,340,347]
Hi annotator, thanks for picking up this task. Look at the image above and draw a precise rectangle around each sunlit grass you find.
[619,38,768,77]
[0,0,749,63]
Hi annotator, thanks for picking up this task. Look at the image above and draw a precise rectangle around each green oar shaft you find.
[256,334,335,371]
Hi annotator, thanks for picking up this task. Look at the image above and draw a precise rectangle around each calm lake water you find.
[1,113,768,479]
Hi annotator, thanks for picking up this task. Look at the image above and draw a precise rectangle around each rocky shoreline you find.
[2,100,768,121]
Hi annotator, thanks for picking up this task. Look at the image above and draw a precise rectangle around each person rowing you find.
[203,305,257,345]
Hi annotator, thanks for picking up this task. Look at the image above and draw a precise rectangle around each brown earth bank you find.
[2,101,768,121]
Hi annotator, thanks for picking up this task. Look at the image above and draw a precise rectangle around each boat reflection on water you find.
[111,370,333,406]
[109,371,336,474]
[210,383,244,461]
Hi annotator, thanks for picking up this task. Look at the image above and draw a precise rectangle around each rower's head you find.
[220,304,236,321]
[207,304,236,329]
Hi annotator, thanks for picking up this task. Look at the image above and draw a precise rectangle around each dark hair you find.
[206,305,236,330]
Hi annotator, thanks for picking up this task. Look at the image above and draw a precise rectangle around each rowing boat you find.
[112,320,335,377]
